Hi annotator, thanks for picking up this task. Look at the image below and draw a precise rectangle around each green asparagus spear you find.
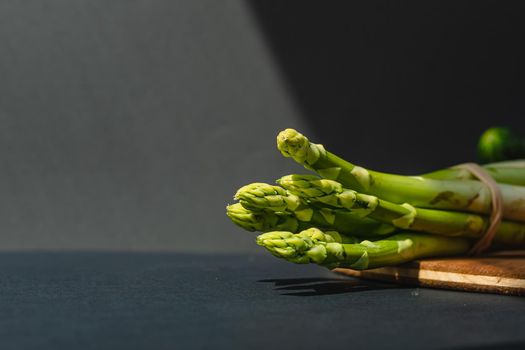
[235,183,302,212]
[257,228,471,270]
[422,160,525,186]
[278,174,525,246]
[226,203,302,232]
[276,128,525,222]
[234,182,397,236]
[226,201,393,236]
[256,228,359,263]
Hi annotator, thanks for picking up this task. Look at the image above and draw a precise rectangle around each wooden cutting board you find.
[333,250,525,296]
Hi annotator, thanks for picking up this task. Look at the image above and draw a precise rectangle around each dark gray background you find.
[0,0,524,252]
[0,0,310,252]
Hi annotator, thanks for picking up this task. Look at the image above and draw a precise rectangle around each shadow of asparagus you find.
[259,277,402,296]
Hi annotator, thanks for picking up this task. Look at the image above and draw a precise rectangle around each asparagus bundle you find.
[277,129,525,221]
[227,127,525,271]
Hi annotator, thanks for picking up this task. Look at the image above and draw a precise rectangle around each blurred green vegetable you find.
[478,127,525,163]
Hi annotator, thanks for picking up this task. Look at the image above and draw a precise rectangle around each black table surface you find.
[0,252,523,350]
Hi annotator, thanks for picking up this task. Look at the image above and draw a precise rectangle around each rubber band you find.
[452,163,503,255]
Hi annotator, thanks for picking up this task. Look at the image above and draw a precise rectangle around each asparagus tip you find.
[256,228,346,265]
[234,182,300,212]
[276,129,325,165]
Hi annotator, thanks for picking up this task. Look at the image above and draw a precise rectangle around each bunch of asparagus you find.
[227,128,525,270]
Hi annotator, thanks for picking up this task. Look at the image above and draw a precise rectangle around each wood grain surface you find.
[333,251,525,296]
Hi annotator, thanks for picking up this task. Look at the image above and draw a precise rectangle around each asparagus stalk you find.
[278,174,525,246]
[422,161,525,186]
[276,128,525,222]
[257,228,471,270]
[226,202,393,236]
[226,203,302,232]
[235,182,397,236]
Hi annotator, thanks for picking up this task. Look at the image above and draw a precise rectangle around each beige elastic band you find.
[452,163,503,255]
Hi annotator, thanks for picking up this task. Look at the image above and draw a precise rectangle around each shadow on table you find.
[259,277,402,296]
